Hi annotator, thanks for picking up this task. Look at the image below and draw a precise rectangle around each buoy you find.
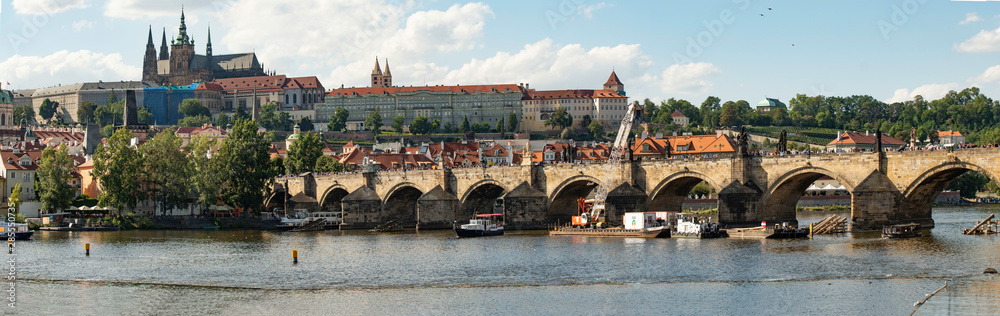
[985,267,997,274]
[85,243,90,256]
[292,250,298,264]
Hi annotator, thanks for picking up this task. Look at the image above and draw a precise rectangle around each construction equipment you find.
[572,197,604,227]
[586,101,639,225]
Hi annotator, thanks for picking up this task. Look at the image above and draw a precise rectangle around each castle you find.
[142,8,267,86]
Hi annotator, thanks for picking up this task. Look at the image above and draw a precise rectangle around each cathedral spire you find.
[372,57,382,75]
[159,28,169,60]
[206,24,213,57]
[175,5,191,45]
[384,58,391,76]
[147,26,154,46]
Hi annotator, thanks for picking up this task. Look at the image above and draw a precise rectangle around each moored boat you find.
[724,222,808,239]
[549,225,669,238]
[670,214,726,238]
[455,214,504,238]
[882,223,922,238]
[1,221,34,240]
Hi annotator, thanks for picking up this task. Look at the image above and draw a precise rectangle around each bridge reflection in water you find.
[272,148,1000,231]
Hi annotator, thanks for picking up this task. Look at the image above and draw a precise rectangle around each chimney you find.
[837,131,842,141]
[655,133,663,139]
[526,83,530,90]
[641,131,648,139]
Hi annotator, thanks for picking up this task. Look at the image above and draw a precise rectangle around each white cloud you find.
[104,0,215,20]
[72,20,94,31]
[886,83,960,103]
[11,0,89,15]
[425,38,652,91]
[658,62,721,95]
[955,26,1000,52]
[972,65,1000,83]
[577,3,610,18]
[0,50,140,88]
[960,12,981,25]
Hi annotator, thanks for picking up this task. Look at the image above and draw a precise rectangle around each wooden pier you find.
[962,214,997,235]
[810,215,848,236]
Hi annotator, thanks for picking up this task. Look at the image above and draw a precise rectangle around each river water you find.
[7,206,1000,315]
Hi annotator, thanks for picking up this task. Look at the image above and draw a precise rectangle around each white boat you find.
[1,221,34,240]
[276,209,310,231]
[455,214,504,238]
[307,211,343,229]
[671,214,726,238]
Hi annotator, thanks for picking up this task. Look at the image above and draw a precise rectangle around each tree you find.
[588,120,605,139]
[93,128,146,214]
[138,106,153,125]
[284,131,325,175]
[544,107,573,130]
[139,126,190,216]
[107,91,119,105]
[496,118,506,138]
[365,110,383,135]
[39,98,59,123]
[179,99,211,118]
[94,100,125,127]
[275,111,293,131]
[410,116,431,135]
[216,113,232,129]
[13,105,35,126]
[559,127,573,139]
[460,115,471,133]
[234,103,251,121]
[36,144,75,213]
[78,101,98,124]
[299,117,314,131]
[507,112,519,133]
[214,119,272,215]
[178,115,212,127]
[580,115,592,129]
[257,103,277,130]
[431,119,441,133]
[947,171,991,198]
[392,115,405,134]
[328,107,349,132]
[700,96,721,127]
[186,135,219,207]
[315,155,347,173]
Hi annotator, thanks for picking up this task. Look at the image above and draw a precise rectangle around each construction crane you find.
[572,102,639,227]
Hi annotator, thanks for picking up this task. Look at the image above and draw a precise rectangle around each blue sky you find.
[2,0,1000,105]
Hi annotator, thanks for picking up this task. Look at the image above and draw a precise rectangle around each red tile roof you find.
[604,70,623,86]
[196,82,223,91]
[670,110,687,118]
[527,89,625,100]
[937,130,963,137]
[632,135,737,156]
[327,84,524,97]
[1,150,43,170]
[828,132,906,146]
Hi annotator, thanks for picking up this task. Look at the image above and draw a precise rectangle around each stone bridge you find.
[269,148,1000,231]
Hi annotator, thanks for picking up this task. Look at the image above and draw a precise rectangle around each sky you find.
[1,0,1000,106]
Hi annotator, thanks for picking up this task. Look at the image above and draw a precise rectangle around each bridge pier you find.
[416,186,459,230]
[605,183,647,225]
[341,186,382,229]
[504,182,548,230]
[717,180,766,228]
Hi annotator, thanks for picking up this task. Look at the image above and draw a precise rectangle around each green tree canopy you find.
[39,98,59,123]
[216,113,232,129]
[186,135,219,207]
[36,144,76,213]
[544,107,573,130]
[77,101,98,124]
[13,105,35,126]
[460,115,470,133]
[213,119,272,215]
[179,99,211,118]
[315,155,348,173]
[328,107,349,132]
[93,128,146,213]
[140,126,190,215]
[588,120,604,139]
[365,110,383,135]
[507,112,518,133]
[392,115,405,133]
[299,117,314,131]
[410,116,431,135]
[284,131,325,175]
[179,115,212,127]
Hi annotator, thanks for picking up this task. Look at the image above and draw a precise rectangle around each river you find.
[7,206,1000,315]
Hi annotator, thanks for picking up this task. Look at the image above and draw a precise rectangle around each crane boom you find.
[587,102,638,223]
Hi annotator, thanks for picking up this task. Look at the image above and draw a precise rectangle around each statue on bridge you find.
[738,126,750,157]
[777,130,788,154]
[875,126,883,153]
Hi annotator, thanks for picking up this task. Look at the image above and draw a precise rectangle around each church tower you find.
[169,6,195,74]
[142,26,159,82]
[371,57,384,88]
[382,58,392,87]
[159,28,169,60]
[206,25,213,57]
[603,70,625,95]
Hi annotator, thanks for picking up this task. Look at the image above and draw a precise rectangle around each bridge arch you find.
[548,175,602,221]
[459,179,509,218]
[648,171,721,213]
[762,166,855,225]
[382,183,424,222]
[900,162,999,221]
[319,185,351,213]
